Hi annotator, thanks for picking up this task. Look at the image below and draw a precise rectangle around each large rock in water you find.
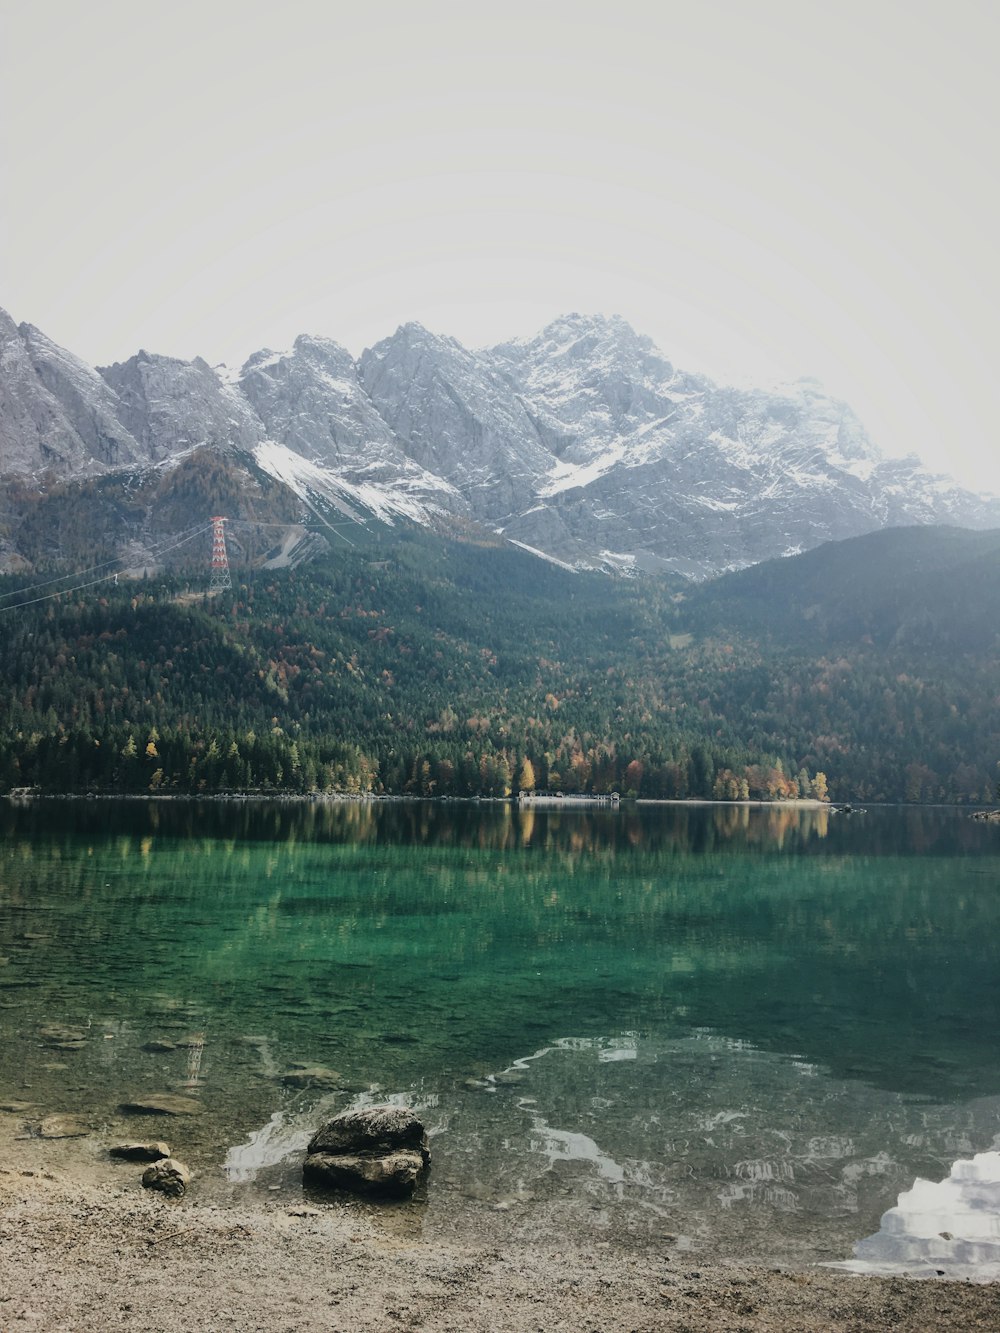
[303,1105,430,1199]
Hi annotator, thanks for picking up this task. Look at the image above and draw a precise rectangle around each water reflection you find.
[835,1151,1000,1280]
[3,796,993,858]
[2,802,999,1105]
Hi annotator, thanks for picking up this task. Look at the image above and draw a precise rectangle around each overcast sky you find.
[2,0,997,489]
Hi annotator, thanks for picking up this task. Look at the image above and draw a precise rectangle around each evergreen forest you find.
[1,521,998,804]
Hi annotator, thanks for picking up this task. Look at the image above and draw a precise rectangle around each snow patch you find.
[254,440,442,526]
[539,442,628,496]
[505,538,578,572]
[599,550,638,574]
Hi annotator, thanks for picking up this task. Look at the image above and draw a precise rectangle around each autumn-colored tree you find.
[518,757,536,793]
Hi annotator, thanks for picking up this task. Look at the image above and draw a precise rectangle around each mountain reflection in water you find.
[833,1151,1000,1281]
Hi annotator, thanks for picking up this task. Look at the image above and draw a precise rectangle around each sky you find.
[2,0,998,489]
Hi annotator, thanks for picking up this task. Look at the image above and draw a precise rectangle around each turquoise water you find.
[2,799,999,1268]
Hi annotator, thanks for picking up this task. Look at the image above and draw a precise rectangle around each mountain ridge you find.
[1,305,997,577]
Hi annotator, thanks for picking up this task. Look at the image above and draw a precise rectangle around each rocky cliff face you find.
[359,323,553,520]
[235,334,457,512]
[97,350,263,461]
[0,305,996,576]
[0,309,142,479]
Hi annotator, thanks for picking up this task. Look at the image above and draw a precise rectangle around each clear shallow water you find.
[1,799,999,1269]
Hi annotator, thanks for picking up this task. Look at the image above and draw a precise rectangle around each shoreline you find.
[7,789,998,814]
[1,1130,998,1332]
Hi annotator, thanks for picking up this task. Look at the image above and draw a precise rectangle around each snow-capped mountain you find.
[0,305,997,576]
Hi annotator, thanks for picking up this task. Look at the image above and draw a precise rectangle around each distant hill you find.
[682,525,1000,653]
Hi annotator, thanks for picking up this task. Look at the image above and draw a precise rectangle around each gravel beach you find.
[2,1128,998,1332]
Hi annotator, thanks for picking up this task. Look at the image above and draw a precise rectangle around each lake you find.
[2,799,999,1274]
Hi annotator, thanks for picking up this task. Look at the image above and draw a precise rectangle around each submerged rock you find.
[142,1039,177,1053]
[119,1093,203,1116]
[304,1105,430,1199]
[109,1141,170,1161]
[39,1024,88,1050]
[39,1114,89,1138]
[142,1157,191,1198]
[279,1064,343,1090]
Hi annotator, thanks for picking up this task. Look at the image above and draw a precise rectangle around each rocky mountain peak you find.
[98,349,261,459]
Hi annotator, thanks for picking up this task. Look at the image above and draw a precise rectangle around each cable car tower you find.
[209,516,232,593]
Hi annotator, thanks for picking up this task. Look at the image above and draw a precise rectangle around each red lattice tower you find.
[209,516,232,593]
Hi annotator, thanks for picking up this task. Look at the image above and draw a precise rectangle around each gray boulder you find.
[304,1105,430,1199]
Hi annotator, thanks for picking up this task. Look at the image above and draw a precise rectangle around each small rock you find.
[109,1141,171,1161]
[142,1157,191,1198]
[119,1093,203,1116]
[492,1071,525,1086]
[0,1100,35,1113]
[142,1040,177,1053]
[286,1205,321,1217]
[39,1114,89,1139]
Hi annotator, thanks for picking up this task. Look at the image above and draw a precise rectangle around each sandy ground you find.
[1,1135,998,1332]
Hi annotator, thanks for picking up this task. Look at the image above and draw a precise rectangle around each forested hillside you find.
[1,523,997,802]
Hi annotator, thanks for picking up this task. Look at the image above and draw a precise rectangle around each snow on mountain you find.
[236,333,460,515]
[1,303,998,577]
[252,439,457,527]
